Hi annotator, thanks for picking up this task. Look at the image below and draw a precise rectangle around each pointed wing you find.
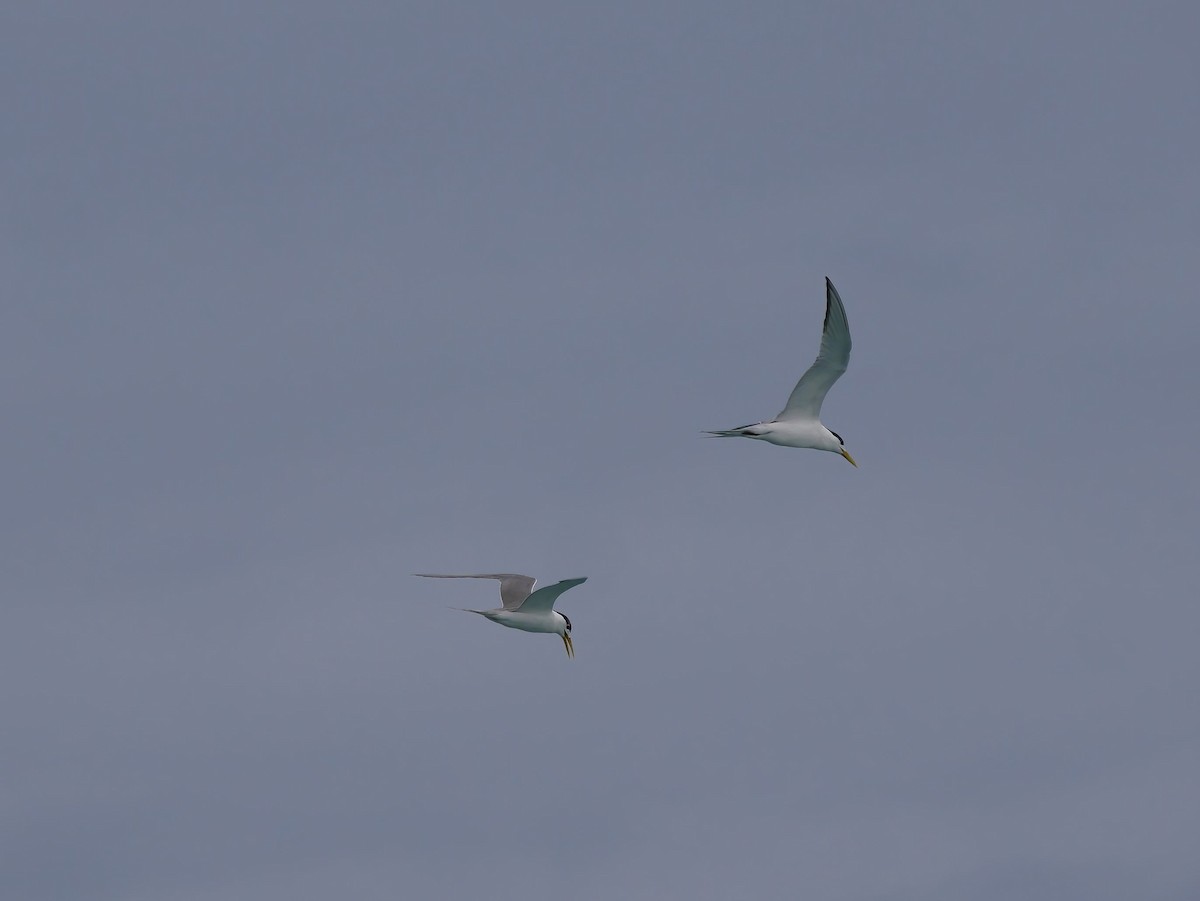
[513,577,587,613]
[414,573,535,610]
[775,277,852,422]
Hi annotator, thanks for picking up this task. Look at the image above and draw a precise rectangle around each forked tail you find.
[704,424,763,437]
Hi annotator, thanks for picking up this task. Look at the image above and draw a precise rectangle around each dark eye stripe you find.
[830,429,844,445]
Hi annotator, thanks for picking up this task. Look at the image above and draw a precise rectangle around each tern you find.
[706,277,858,466]
[415,573,586,658]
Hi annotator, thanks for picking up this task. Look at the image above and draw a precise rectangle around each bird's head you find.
[558,612,574,659]
[829,429,858,467]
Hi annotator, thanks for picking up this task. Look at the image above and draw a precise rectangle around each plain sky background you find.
[4,3,1199,899]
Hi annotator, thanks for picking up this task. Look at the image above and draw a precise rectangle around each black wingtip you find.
[824,277,845,311]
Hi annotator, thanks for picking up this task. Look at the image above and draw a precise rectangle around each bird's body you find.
[415,572,586,657]
[707,418,845,451]
[707,276,858,466]
[474,608,570,635]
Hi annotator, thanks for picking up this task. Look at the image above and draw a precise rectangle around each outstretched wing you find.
[776,277,852,422]
[414,573,535,610]
[514,577,588,613]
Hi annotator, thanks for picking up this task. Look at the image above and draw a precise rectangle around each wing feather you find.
[414,573,535,610]
[776,277,852,422]
[514,577,587,613]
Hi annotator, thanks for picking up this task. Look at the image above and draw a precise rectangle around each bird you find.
[706,277,858,466]
[414,573,586,658]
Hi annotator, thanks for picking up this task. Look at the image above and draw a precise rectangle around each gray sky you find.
[4,3,1199,899]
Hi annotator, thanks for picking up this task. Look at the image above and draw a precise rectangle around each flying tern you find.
[707,277,858,466]
[415,573,586,658]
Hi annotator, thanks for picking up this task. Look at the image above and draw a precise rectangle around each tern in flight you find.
[707,277,858,466]
[415,573,586,658]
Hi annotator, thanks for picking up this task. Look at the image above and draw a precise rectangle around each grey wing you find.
[776,277,852,422]
[514,577,588,613]
[414,573,536,610]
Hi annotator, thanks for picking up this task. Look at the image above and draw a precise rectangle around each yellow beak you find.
[562,633,574,659]
[839,447,858,467]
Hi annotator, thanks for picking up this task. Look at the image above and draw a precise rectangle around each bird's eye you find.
[830,429,844,445]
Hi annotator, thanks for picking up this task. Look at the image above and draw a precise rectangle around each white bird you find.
[415,573,586,658]
[706,277,858,466]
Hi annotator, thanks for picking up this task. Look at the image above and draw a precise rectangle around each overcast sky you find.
[4,3,1199,900]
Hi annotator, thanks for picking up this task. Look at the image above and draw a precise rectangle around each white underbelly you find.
[488,610,561,634]
[762,420,834,450]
